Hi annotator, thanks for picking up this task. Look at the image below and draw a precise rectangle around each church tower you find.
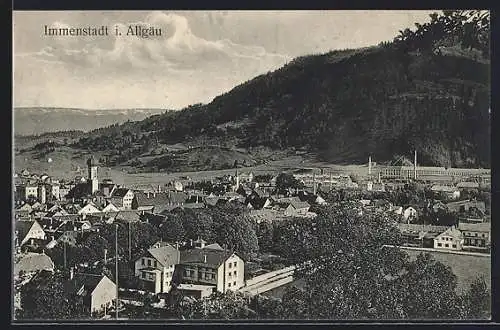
[87,156,99,194]
[233,169,240,192]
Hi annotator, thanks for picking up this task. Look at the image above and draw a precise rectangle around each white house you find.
[403,207,418,223]
[111,188,135,210]
[433,226,464,250]
[16,220,46,247]
[69,271,117,314]
[135,244,180,294]
[179,246,245,293]
[102,202,120,213]
[78,202,102,215]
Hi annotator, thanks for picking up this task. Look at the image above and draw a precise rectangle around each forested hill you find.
[73,10,490,168]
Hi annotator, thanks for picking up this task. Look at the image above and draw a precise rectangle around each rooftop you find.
[180,247,235,268]
[458,222,490,232]
[14,252,54,276]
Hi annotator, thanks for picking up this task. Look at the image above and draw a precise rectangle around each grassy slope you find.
[404,249,491,293]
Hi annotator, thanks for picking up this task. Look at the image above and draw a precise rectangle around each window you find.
[475,233,478,237]
[228,282,231,287]
[482,234,485,237]
[437,243,442,247]
[147,259,151,266]
[233,262,237,267]
[452,244,456,248]
[234,271,237,276]
[228,263,232,269]
[141,259,145,265]
[154,261,157,268]
[233,281,236,286]
[445,244,449,248]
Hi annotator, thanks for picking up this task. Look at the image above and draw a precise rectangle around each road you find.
[384,245,491,257]
[239,267,296,296]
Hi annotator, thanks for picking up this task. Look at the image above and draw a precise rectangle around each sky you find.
[13,10,436,110]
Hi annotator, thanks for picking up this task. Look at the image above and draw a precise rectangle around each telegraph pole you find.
[63,234,67,269]
[115,224,119,319]
[128,221,131,261]
[222,243,227,293]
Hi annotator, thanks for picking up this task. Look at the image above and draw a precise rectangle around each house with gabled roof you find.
[78,202,102,215]
[402,206,418,223]
[458,222,490,251]
[17,203,33,213]
[134,190,188,213]
[14,252,55,278]
[111,188,135,210]
[102,202,120,213]
[431,185,460,200]
[434,226,463,250]
[446,200,486,214]
[16,220,46,249]
[246,197,272,210]
[66,271,116,314]
[134,244,180,294]
[178,245,245,293]
[283,199,310,217]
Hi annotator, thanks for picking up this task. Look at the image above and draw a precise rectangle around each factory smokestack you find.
[368,156,372,177]
[414,150,417,180]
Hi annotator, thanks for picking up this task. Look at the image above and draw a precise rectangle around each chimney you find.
[69,267,74,280]
[203,254,207,263]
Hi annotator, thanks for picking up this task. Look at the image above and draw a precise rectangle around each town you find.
[13,152,491,319]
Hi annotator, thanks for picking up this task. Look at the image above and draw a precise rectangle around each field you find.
[14,141,368,186]
[403,249,491,293]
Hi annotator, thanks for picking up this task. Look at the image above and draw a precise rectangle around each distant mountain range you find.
[14,107,167,136]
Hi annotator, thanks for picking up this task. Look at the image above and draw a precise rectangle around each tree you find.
[462,276,490,319]
[400,253,462,319]
[180,209,216,242]
[275,173,304,194]
[271,203,471,320]
[256,220,275,252]
[212,211,259,260]
[159,215,186,242]
[19,271,89,320]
